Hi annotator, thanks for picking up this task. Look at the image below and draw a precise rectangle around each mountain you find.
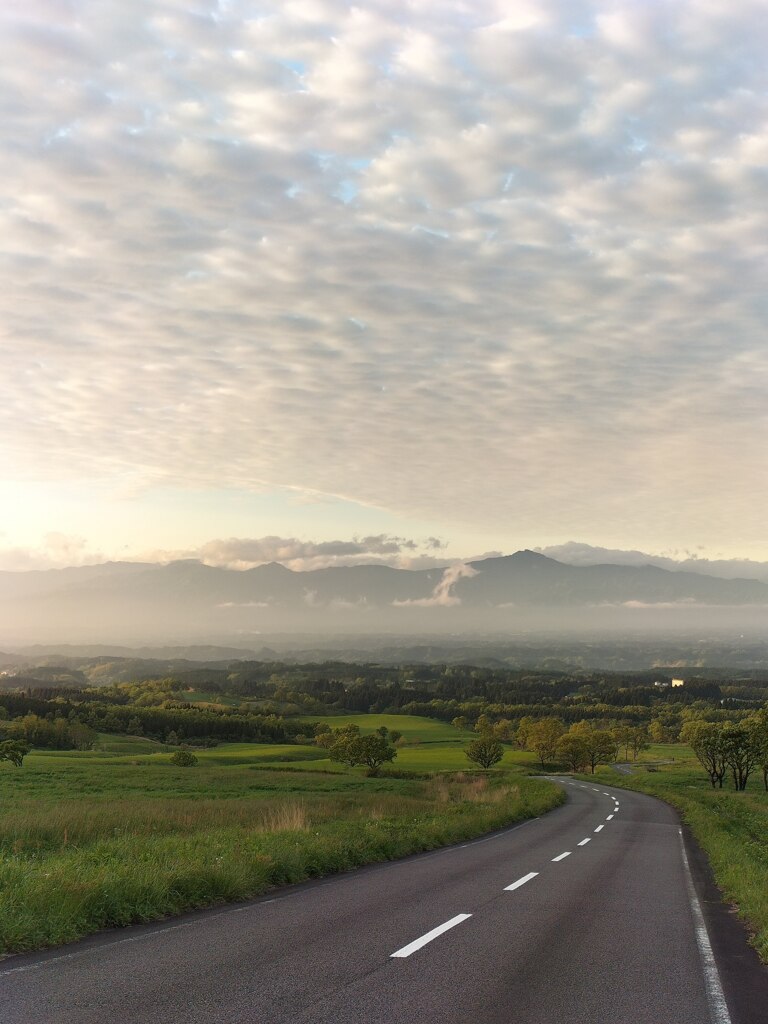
[1,551,767,644]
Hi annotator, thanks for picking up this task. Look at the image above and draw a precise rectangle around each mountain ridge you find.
[2,550,768,644]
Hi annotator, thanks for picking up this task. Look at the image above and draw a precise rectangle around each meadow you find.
[0,723,563,954]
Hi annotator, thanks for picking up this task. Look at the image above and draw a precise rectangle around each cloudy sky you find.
[1,0,767,572]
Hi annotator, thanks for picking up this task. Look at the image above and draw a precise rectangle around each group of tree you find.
[0,712,95,751]
[314,723,399,776]
[462,714,631,773]
[682,712,768,790]
[0,688,305,748]
[520,717,623,773]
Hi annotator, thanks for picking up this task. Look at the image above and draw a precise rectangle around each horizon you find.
[6,541,768,583]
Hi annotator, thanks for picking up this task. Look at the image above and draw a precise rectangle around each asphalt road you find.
[2,780,766,1024]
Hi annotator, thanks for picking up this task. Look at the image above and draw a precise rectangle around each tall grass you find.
[0,773,563,954]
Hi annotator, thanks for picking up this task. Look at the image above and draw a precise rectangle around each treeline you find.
[0,688,305,747]
[683,712,768,791]
[0,712,96,751]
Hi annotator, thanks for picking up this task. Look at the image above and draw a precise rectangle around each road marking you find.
[679,831,732,1024]
[602,792,610,796]
[578,838,591,846]
[606,814,614,820]
[390,914,472,958]
[504,872,538,891]
[594,825,604,832]
[552,851,571,862]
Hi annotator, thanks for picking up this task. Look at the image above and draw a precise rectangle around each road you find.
[2,780,766,1024]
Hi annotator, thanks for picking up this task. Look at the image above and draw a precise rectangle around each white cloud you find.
[538,542,768,584]
[1,1,767,554]
[0,533,104,571]
[143,533,449,571]
[393,562,478,607]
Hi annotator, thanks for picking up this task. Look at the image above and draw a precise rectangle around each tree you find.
[465,736,503,770]
[492,719,513,742]
[687,722,727,788]
[629,726,650,761]
[556,734,589,772]
[170,748,198,767]
[526,717,565,767]
[721,724,760,791]
[752,712,768,792]
[0,740,30,767]
[451,716,468,731]
[316,722,359,749]
[612,724,633,761]
[515,716,535,750]
[582,730,618,774]
[328,734,396,776]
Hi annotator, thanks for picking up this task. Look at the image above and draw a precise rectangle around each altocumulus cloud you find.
[1,1,767,550]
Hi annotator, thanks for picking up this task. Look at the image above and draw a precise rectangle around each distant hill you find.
[1,550,767,644]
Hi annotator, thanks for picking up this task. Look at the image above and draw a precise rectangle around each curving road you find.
[2,780,766,1024]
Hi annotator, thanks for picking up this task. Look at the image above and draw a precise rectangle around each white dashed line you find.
[504,872,539,892]
[578,838,591,846]
[552,851,571,862]
[594,825,604,832]
[390,914,472,958]
[679,831,732,1024]
[606,814,614,820]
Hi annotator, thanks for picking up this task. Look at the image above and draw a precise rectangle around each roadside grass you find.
[588,757,768,962]
[0,718,564,955]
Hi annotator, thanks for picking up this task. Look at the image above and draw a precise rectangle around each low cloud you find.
[394,562,478,607]
[0,533,104,571]
[146,534,449,571]
[538,542,768,584]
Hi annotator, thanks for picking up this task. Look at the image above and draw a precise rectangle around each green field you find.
[0,716,564,954]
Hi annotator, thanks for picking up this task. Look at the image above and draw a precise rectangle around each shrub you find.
[170,749,198,767]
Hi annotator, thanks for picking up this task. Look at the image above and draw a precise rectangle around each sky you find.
[1,0,767,573]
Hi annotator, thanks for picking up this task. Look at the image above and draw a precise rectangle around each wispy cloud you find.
[393,562,477,607]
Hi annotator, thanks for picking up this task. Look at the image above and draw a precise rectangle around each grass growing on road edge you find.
[0,769,563,955]
[591,765,768,962]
